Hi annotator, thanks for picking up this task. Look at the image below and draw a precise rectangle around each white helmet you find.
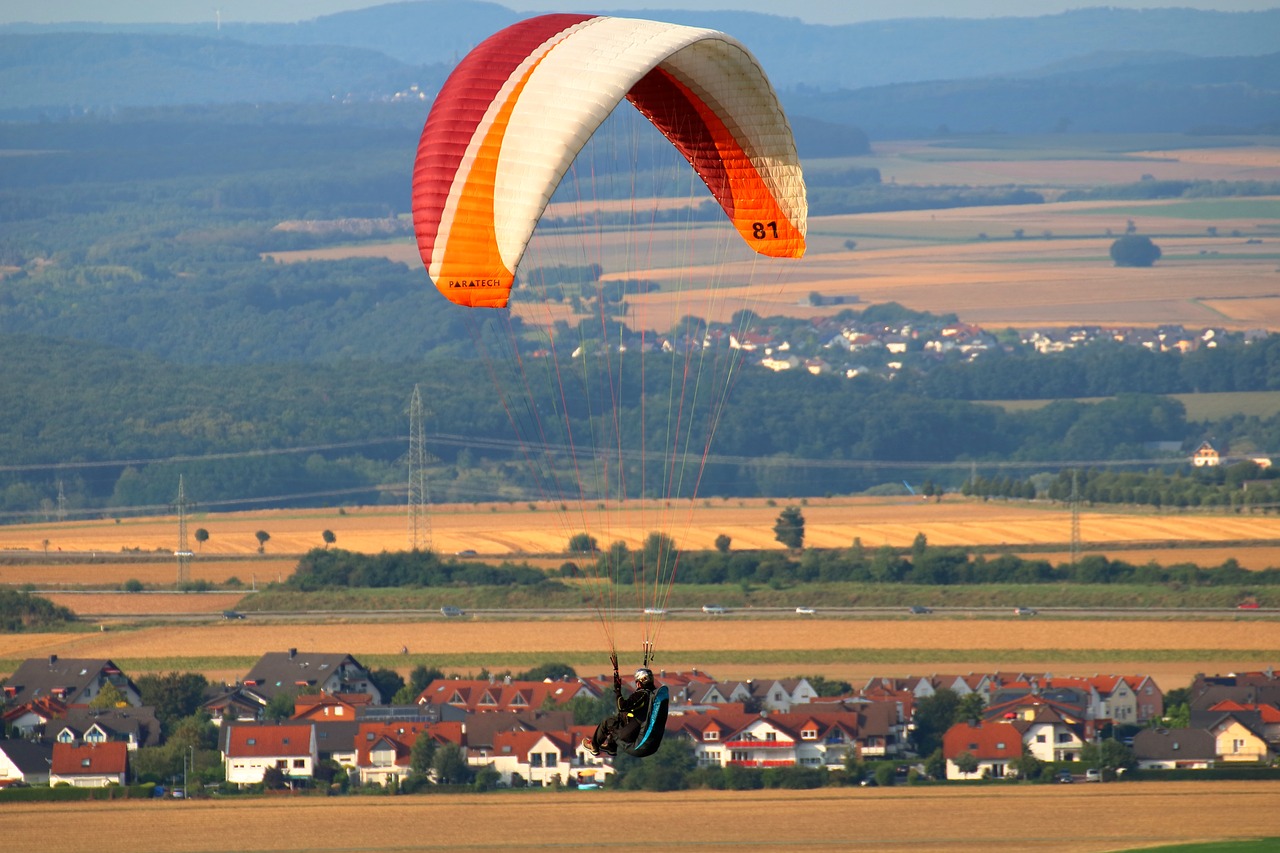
[634,668,654,685]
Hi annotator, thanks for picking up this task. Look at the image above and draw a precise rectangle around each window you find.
[544,752,557,767]
[802,728,818,740]
[81,758,91,767]
[293,759,305,768]
[1036,734,1047,743]
[530,754,543,768]
[704,731,719,741]
[731,750,749,763]
[1232,739,1246,753]
[247,738,256,745]
[276,760,287,769]
[765,732,777,742]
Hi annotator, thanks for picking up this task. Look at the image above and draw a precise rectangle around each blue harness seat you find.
[623,685,669,757]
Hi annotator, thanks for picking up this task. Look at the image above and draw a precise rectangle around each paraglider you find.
[413,13,806,308]
[412,14,806,757]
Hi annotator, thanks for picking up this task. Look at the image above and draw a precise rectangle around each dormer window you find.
[704,730,719,741]
[801,728,818,740]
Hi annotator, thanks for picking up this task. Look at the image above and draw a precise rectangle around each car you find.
[455,549,477,557]
[643,607,666,615]
[1014,607,1038,616]
[702,604,728,615]
[1084,768,1102,782]
[1236,601,1261,609]
[440,606,465,617]
[1054,770,1074,784]
[909,605,932,615]
[795,606,816,615]
[221,610,245,620]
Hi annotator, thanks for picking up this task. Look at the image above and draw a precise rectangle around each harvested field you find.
[2,618,1276,690]
[0,559,289,588]
[7,498,1280,564]
[40,592,249,615]
[5,783,1279,853]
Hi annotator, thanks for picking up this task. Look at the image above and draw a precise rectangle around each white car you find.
[702,604,728,615]
[795,606,816,615]
[643,607,666,615]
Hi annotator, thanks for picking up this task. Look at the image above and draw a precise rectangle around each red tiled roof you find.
[943,721,1022,760]
[226,723,313,757]
[51,741,127,775]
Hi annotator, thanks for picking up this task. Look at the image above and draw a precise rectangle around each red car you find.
[1236,602,1261,609]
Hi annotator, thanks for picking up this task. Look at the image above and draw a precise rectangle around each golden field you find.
[4,783,1279,853]
[8,496,1280,561]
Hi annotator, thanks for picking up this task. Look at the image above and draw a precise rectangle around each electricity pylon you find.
[175,475,193,585]
[407,385,433,551]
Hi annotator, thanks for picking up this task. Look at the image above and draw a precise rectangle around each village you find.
[3,650,1277,793]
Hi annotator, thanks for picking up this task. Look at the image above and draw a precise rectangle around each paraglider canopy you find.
[412,13,807,308]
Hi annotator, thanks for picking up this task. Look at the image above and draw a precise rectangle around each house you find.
[415,676,598,714]
[3,657,141,707]
[2,696,68,738]
[313,720,360,770]
[669,709,862,770]
[353,721,431,787]
[1006,703,1087,763]
[942,721,1022,780]
[222,722,318,787]
[241,649,382,705]
[1131,728,1217,770]
[48,706,162,750]
[202,685,264,725]
[748,678,818,713]
[487,729,576,787]
[1198,710,1273,763]
[1203,700,1280,746]
[292,691,375,721]
[50,741,128,787]
[1192,441,1220,467]
[0,739,53,787]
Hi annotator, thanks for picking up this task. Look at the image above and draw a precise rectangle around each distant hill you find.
[6,2,1279,89]
[1,4,1277,137]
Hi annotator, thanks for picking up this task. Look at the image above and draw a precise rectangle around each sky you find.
[0,1,1276,26]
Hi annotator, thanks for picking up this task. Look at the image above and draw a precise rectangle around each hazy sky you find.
[1,1,1276,26]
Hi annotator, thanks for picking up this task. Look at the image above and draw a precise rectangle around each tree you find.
[136,672,210,733]
[432,743,472,785]
[519,662,576,681]
[194,528,208,551]
[89,681,126,710]
[264,690,297,722]
[409,732,437,779]
[955,751,980,777]
[1109,235,1162,267]
[773,506,805,550]
[322,529,336,548]
[911,688,961,756]
[568,532,598,553]
[254,530,270,553]
[714,534,731,553]
[368,667,405,704]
